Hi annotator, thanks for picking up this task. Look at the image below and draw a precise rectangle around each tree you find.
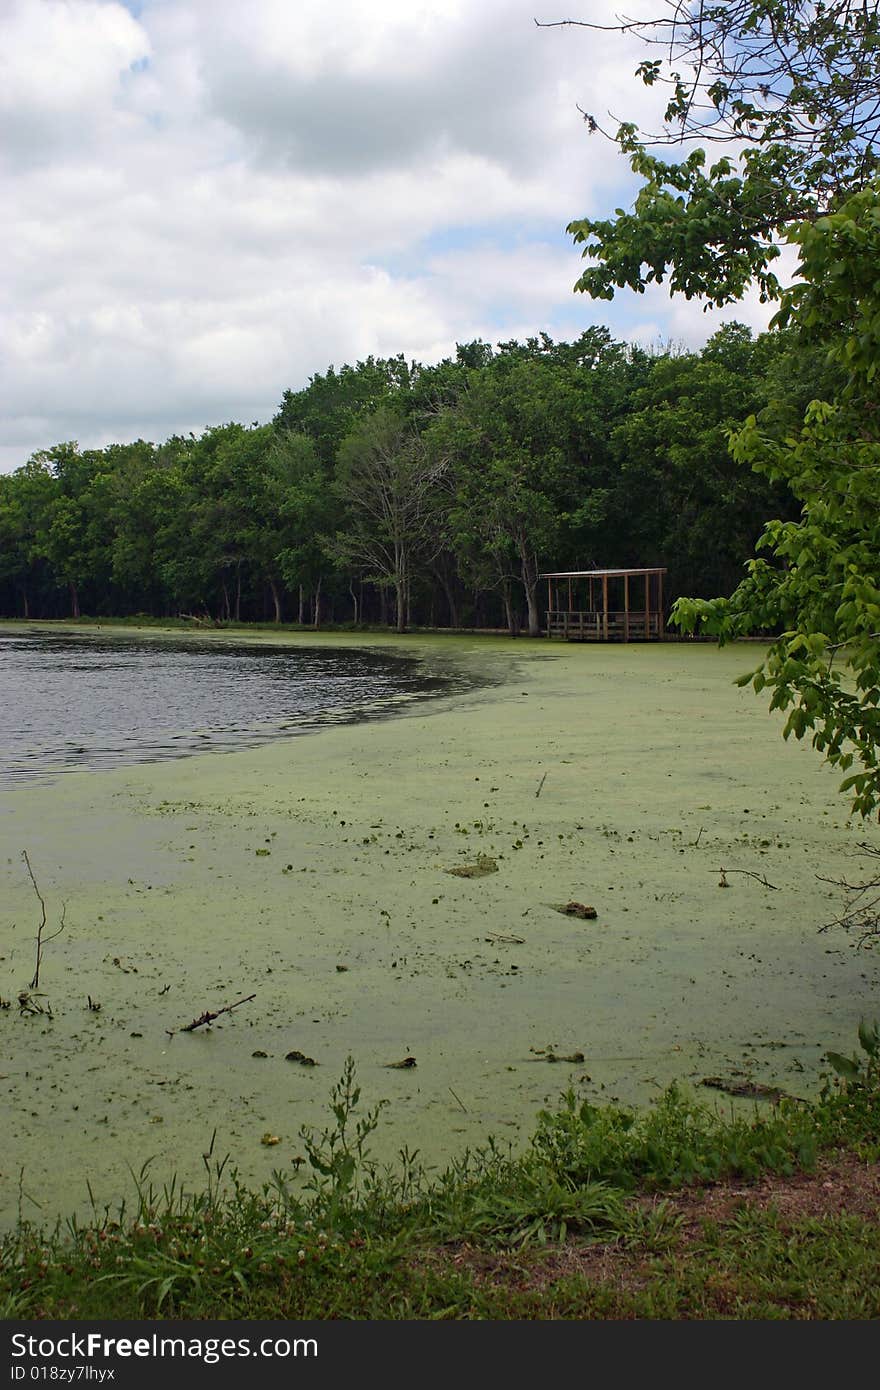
[549,2,880,305]
[552,4,880,816]
[0,461,57,617]
[256,431,332,625]
[330,406,447,633]
[274,356,415,467]
[673,183,880,816]
[30,443,117,618]
[426,346,588,636]
[607,325,798,597]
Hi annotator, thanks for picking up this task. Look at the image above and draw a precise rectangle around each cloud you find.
[0,0,149,168]
[0,0,778,473]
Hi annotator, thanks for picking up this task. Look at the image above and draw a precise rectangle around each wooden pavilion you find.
[542,567,667,641]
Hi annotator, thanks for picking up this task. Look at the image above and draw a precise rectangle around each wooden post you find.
[602,574,609,640]
[658,570,664,635]
[624,573,629,642]
[645,572,650,639]
[547,577,552,636]
[567,578,572,614]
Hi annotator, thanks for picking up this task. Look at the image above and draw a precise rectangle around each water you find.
[0,629,470,786]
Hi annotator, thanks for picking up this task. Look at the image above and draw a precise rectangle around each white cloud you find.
[0,0,779,473]
[0,0,149,168]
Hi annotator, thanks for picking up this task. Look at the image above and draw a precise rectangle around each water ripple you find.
[0,631,471,787]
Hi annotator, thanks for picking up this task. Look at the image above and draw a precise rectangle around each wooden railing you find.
[546,609,664,641]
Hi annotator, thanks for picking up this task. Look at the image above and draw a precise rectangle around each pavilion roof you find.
[540,567,667,579]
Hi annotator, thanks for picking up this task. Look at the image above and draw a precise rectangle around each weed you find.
[3,1035,879,1319]
[530,1083,820,1190]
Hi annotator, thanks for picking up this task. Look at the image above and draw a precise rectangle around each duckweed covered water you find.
[1,628,877,1228]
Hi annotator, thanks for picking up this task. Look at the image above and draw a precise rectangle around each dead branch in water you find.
[22,851,67,989]
[817,842,880,944]
[718,865,779,891]
[178,993,256,1033]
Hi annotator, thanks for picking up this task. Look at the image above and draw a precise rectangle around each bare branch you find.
[718,864,779,889]
[22,850,66,990]
[178,993,257,1033]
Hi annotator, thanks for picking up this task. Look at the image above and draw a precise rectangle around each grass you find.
[3,1037,879,1321]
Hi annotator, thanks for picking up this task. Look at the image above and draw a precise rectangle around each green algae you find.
[1,627,878,1228]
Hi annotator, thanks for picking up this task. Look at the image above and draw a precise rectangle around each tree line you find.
[0,321,835,635]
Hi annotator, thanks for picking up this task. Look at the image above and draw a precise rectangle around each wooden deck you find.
[546,609,664,641]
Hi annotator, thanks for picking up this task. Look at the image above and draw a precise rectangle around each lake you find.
[0,628,474,787]
[2,632,876,1229]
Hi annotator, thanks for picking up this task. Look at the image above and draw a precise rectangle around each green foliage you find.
[424,331,634,634]
[0,326,817,630]
[408,1139,624,1249]
[672,183,880,816]
[329,405,446,631]
[530,1083,819,1191]
[298,1054,388,1216]
[565,0,880,307]
[821,1021,880,1152]
[607,324,799,596]
[569,138,788,305]
[274,355,416,467]
[564,7,880,814]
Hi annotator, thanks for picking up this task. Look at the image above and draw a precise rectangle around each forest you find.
[0,321,838,636]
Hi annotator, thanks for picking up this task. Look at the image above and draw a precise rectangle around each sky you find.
[0,0,784,474]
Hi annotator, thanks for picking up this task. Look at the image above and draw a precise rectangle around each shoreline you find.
[1,626,877,1228]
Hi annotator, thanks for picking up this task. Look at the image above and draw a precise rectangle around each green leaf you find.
[825,1051,860,1080]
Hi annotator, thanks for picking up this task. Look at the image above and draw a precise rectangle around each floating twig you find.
[718,866,779,890]
[448,1086,468,1113]
[485,931,525,945]
[179,993,256,1033]
[535,771,548,799]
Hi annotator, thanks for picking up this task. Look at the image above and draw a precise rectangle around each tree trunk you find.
[502,583,519,637]
[312,575,322,629]
[268,576,282,624]
[519,544,541,637]
[69,580,80,620]
[396,579,406,633]
[221,582,230,621]
[234,562,242,623]
[349,583,359,625]
[434,569,459,629]
[298,585,305,625]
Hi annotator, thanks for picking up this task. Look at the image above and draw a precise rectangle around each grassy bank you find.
[3,1037,879,1320]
